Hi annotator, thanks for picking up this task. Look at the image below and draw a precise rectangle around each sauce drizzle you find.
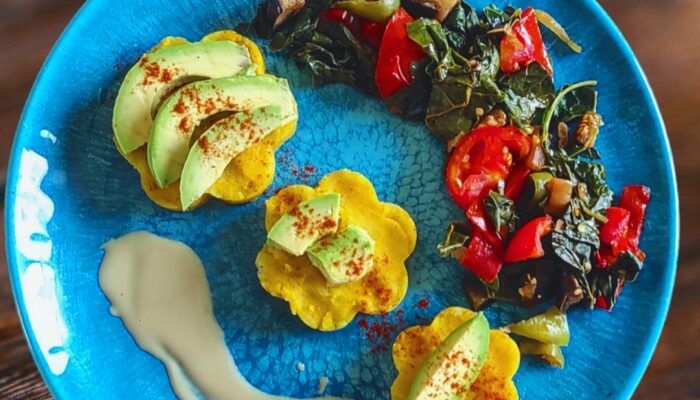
[99,231,346,400]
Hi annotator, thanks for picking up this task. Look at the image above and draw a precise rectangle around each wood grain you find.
[0,1,697,399]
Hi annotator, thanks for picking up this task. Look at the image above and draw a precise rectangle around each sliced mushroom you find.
[267,0,305,29]
[402,0,459,22]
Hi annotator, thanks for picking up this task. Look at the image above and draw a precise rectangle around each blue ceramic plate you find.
[6,0,678,399]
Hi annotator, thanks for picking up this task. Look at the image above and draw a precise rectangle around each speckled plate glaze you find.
[5,0,678,399]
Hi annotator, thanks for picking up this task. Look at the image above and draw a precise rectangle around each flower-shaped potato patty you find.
[392,307,520,400]
[255,170,417,331]
[115,30,296,211]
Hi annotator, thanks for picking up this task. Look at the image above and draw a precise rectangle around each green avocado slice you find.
[267,194,341,256]
[307,225,375,285]
[407,313,490,400]
[147,75,297,188]
[179,105,285,210]
[113,40,253,154]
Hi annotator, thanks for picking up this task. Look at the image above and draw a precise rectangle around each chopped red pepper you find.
[599,207,631,255]
[466,201,489,233]
[504,163,531,201]
[361,20,386,48]
[500,7,553,75]
[595,185,651,269]
[595,246,616,271]
[375,8,425,99]
[321,7,363,38]
[619,185,651,250]
[461,228,504,283]
[446,127,531,210]
[504,215,554,263]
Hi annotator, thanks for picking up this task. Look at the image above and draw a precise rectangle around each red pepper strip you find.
[446,127,531,210]
[595,246,616,270]
[595,185,651,269]
[619,185,651,250]
[595,295,608,310]
[466,201,489,233]
[599,207,631,255]
[504,215,554,263]
[500,7,553,75]
[321,8,363,38]
[461,228,504,283]
[361,20,386,48]
[375,8,425,99]
[504,163,531,201]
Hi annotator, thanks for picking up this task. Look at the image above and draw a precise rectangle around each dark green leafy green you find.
[437,222,471,257]
[498,63,555,129]
[554,86,598,123]
[550,199,599,305]
[482,4,512,28]
[611,250,643,282]
[591,272,624,310]
[541,80,598,155]
[484,191,518,237]
[246,0,379,95]
[441,2,481,52]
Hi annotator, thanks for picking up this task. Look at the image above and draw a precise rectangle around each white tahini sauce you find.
[99,231,346,400]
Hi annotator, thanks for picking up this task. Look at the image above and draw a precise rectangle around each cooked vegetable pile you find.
[244,0,651,369]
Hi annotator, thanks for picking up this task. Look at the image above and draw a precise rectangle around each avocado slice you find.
[113,40,253,154]
[407,313,490,400]
[179,105,285,210]
[267,194,341,256]
[307,225,375,285]
[148,75,297,188]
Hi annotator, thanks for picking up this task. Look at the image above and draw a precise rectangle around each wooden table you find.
[1,1,697,398]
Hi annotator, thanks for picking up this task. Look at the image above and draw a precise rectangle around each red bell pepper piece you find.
[619,185,651,250]
[595,246,616,270]
[461,228,504,283]
[322,8,386,48]
[446,127,531,210]
[375,8,425,99]
[595,185,650,269]
[361,20,386,48]
[504,215,554,263]
[504,163,531,201]
[321,8,363,38]
[500,7,553,75]
[599,207,631,255]
[466,201,489,233]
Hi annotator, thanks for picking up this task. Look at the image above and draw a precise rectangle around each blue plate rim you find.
[4,0,680,398]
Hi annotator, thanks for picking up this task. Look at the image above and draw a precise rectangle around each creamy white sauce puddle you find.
[99,231,345,400]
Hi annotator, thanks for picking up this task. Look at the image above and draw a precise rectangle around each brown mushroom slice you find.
[267,0,305,29]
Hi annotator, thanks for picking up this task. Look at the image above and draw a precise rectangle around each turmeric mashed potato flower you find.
[255,170,417,331]
[115,30,296,211]
[392,307,520,400]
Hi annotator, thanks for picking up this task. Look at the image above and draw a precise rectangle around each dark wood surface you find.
[1,0,697,398]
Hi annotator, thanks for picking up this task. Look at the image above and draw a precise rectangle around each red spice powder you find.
[301,164,317,180]
[414,298,430,309]
[198,136,210,155]
[178,116,191,132]
[174,99,187,114]
[160,68,174,83]
[357,308,406,353]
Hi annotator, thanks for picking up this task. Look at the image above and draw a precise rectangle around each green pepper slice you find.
[507,306,570,346]
[519,338,565,368]
[336,0,400,23]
